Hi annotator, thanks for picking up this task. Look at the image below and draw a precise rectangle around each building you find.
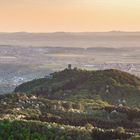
[68,64,72,70]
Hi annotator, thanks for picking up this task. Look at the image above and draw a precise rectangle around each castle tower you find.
[68,64,72,70]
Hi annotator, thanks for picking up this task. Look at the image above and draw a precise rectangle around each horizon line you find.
[1,31,140,34]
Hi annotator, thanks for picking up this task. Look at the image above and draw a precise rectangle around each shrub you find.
[85,123,94,130]
[129,135,140,140]
[115,127,125,133]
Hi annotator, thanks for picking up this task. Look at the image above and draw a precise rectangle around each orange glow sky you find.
[0,0,140,32]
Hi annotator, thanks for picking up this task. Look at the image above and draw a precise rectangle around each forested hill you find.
[0,68,139,139]
[14,68,140,107]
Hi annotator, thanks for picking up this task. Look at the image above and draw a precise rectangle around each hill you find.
[14,68,140,108]
[0,92,139,139]
[0,68,140,139]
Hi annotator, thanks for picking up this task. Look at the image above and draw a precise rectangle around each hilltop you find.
[0,68,139,139]
[15,68,140,108]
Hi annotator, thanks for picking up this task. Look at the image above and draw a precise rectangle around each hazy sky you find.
[0,0,140,32]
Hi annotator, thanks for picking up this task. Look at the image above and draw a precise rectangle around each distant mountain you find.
[1,32,140,48]
[15,68,140,107]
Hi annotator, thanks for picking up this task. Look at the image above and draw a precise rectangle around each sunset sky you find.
[0,0,140,32]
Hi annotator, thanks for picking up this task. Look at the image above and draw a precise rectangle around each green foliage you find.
[14,69,140,108]
[129,135,140,140]
[0,69,139,140]
[115,127,125,133]
[0,120,93,140]
[85,123,94,130]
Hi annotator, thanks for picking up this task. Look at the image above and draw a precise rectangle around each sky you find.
[0,0,140,32]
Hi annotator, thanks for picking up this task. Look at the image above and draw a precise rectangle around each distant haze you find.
[0,32,140,48]
[0,32,140,93]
